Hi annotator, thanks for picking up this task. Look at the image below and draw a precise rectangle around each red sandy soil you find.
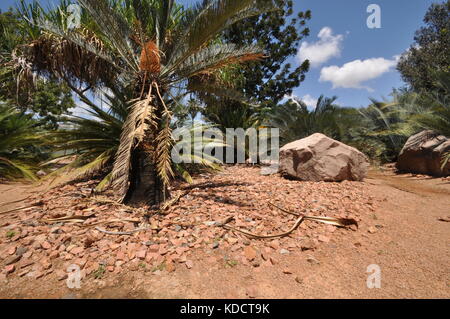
[0,165,448,299]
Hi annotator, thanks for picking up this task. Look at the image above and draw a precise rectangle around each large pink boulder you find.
[396,130,450,177]
[279,133,369,182]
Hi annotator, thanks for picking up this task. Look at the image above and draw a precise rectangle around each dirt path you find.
[0,168,449,299]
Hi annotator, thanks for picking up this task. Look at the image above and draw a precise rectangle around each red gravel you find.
[0,165,448,298]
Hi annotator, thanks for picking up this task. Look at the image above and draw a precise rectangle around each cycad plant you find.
[15,0,276,204]
[42,89,126,190]
[267,95,342,145]
[359,71,450,165]
[0,103,41,180]
[44,88,224,191]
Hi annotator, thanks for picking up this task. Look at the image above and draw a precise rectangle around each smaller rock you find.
[269,257,277,265]
[56,270,68,281]
[71,247,84,255]
[15,247,28,257]
[148,244,160,253]
[269,240,280,250]
[318,235,330,243]
[368,227,377,234]
[306,256,320,264]
[41,241,52,250]
[243,246,257,261]
[4,264,15,274]
[246,286,258,299]
[18,269,30,277]
[7,246,16,255]
[166,261,175,273]
[282,268,293,274]
[279,249,290,255]
[136,250,147,259]
[4,255,21,266]
[185,260,193,269]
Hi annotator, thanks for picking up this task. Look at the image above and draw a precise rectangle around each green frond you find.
[77,0,139,72]
[170,43,263,82]
[165,0,276,76]
[442,151,450,171]
[0,157,37,181]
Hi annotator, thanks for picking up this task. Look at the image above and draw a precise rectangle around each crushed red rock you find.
[0,165,377,281]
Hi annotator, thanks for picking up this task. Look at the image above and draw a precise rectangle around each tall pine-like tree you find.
[199,0,311,129]
[397,0,450,93]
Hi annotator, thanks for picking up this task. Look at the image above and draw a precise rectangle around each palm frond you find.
[77,0,139,72]
[165,0,276,76]
[111,88,157,200]
[0,156,37,181]
[169,43,263,82]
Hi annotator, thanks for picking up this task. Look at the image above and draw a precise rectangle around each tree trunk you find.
[123,147,163,205]
[123,81,170,206]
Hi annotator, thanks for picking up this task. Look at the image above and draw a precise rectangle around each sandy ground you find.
[0,167,449,299]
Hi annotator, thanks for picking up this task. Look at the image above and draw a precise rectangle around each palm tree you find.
[361,72,450,164]
[267,95,342,144]
[44,87,223,191]
[15,0,275,204]
[0,103,41,180]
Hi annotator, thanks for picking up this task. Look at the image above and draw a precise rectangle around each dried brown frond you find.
[17,29,116,88]
[154,83,174,190]
[111,86,158,201]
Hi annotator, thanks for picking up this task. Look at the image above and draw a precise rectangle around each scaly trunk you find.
[124,146,166,205]
[123,90,169,206]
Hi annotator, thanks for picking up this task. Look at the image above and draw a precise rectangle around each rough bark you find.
[123,89,169,206]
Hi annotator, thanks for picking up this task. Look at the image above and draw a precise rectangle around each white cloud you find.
[283,93,318,109]
[319,57,399,91]
[301,94,318,109]
[297,27,344,68]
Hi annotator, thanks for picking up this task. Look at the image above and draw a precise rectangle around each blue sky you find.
[179,0,437,108]
[1,0,438,108]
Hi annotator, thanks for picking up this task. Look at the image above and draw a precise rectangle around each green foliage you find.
[42,90,125,190]
[6,230,16,239]
[266,95,342,144]
[198,0,311,131]
[44,87,224,190]
[0,9,75,129]
[16,0,276,203]
[397,0,450,92]
[0,103,42,180]
[93,265,106,279]
[355,71,450,163]
[222,0,311,106]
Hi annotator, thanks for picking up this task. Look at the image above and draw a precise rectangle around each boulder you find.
[279,133,369,182]
[396,130,450,177]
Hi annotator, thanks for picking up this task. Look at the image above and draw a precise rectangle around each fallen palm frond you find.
[95,225,149,235]
[220,202,358,239]
[159,189,191,212]
[0,195,32,207]
[40,214,95,224]
[0,201,44,216]
[80,218,140,228]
